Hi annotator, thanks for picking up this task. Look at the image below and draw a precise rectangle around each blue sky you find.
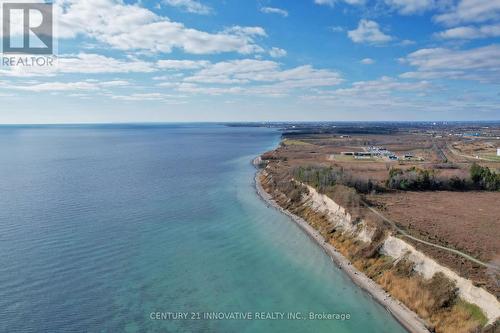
[0,0,499,123]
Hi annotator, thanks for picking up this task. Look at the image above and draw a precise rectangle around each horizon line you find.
[1,120,500,126]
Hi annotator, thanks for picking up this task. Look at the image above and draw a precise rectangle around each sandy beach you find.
[254,167,430,333]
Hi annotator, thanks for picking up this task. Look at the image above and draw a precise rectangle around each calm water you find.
[0,124,405,333]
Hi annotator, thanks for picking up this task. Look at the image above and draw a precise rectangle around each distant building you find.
[354,152,372,157]
[341,151,375,158]
[497,148,500,156]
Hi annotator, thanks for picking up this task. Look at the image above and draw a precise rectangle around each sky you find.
[0,0,499,123]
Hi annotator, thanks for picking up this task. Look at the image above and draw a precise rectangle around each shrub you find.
[449,176,466,190]
[470,163,500,191]
[386,167,438,191]
[294,165,382,194]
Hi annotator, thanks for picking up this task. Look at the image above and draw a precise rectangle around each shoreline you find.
[253,167,429,333]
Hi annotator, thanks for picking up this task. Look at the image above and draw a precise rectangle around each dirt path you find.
[360,200,500,272]
[447,144,499,162]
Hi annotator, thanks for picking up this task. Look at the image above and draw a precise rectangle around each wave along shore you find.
[253,164,429,333]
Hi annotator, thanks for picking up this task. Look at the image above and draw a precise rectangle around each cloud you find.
[223,26,267,37]
[58,54,156,73]
[156,60,210,70]
[434,0,500,26]
[182,59,278,84]
[163,0,212,15]
[344,0,367,4]
[400,44,500,83]
[332,76,432,96]
[54,0,266,54]
[3,80,130,92]
[300,76,437,112]
[300,77,495,120]
[384,0,436,15]
[314,0,335,6]
[435,23,500,39]
[361,58,375,64]
[260,6,288,17]
[400,39,416,46]
[313,0,365,7]
[0,53,156,77]
[111,93,185,102]
[182,60,342,87]
[330,26,344,32]
[348,20,393,44]
[269,47,287,58]
[152,59,343,96]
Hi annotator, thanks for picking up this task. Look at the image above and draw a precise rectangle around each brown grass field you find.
[264,127,500,298]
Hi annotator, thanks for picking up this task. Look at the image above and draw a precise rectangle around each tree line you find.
[294,163,499,193]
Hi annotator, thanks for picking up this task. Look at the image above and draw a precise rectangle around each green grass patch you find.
[282,139,312,146]
[456,299,488,327]
[482,154,500,162]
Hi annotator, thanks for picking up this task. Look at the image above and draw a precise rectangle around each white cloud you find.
[361,58,375,64]
[269,47,287,58]
[400,39,416,46]
[348,20,393,44]
[330,26,344,32]
[299,76,436,112]
[345,0,366,4]
[163,0,212,15]
[54,0,266,54]
[314,0,365,7]
[300,77,490,120]
[223,26,267,37]
[0,68,56,78]
[434,0,500,26]
[183,60,342,87]
[435,23,500,39]
[3,80,130,92]
[402,45,500,70]
[384,0,436,15]
[314,0,335,6]
[175,84,248,96]
[156,60,210,70]
[332,76,432,96]
[98,80,130,87]
[111,93,183,101]
[344,0,367,4]
[58,54,155,73]
[400,44,500,83]
[151,59,343,97]
[183,59,279,84]
[260,6,289,17]
[0,53,156,77]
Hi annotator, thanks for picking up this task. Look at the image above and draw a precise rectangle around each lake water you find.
[0,124,405,332]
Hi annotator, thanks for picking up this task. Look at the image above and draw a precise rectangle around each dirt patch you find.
[367,191,500,297]
[367,191,500,262]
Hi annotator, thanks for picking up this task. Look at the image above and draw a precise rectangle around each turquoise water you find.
[0,124,405,332]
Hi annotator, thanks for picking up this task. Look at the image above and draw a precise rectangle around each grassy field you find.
[262,127,500,300]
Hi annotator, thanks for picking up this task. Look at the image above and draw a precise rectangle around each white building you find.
[497,148,500,156]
